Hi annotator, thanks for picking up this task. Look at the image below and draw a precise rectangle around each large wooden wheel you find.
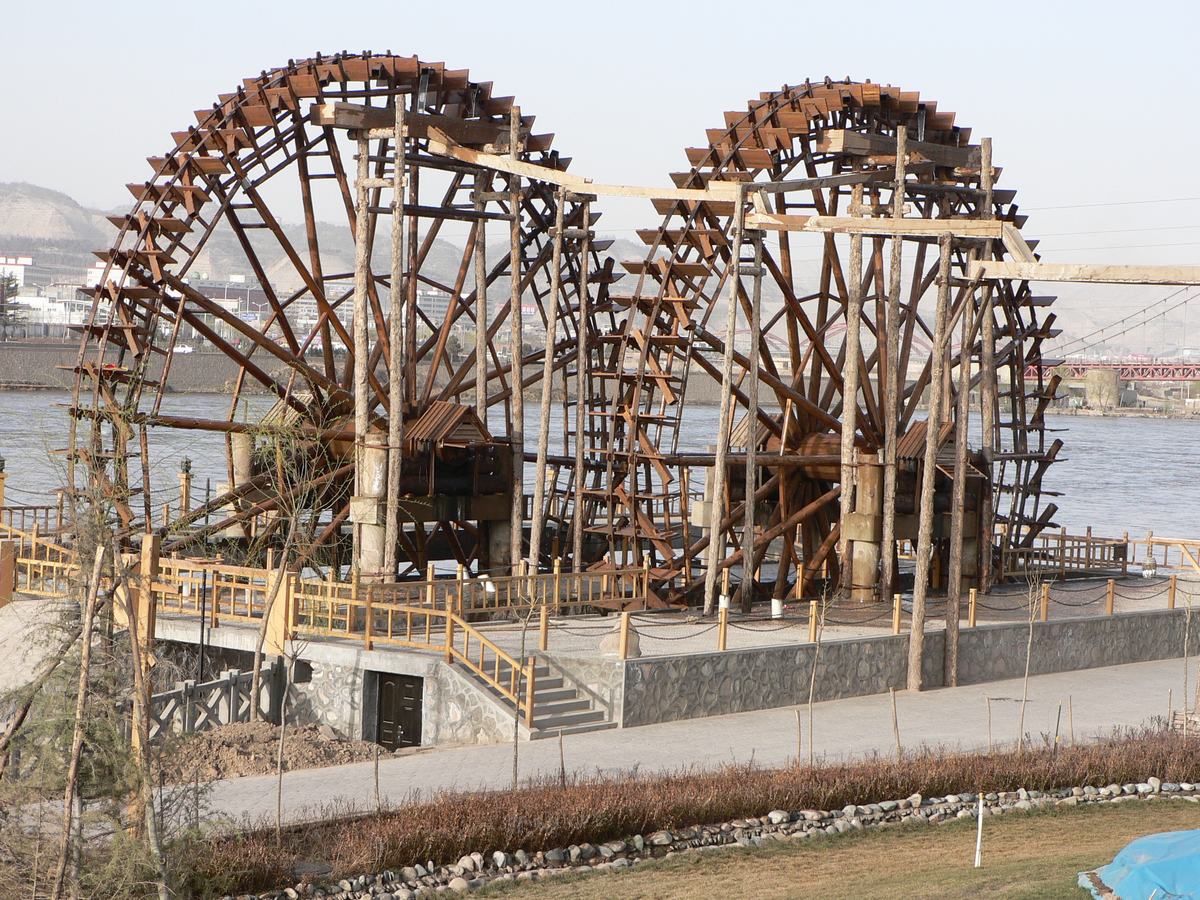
[68,52,614,576]
[586,79,1060,604]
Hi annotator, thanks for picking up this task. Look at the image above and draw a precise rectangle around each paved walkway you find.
[205,655,1190,826]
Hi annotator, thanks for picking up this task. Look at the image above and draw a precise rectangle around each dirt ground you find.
[486,799,1200,899]
[163,721,382,782]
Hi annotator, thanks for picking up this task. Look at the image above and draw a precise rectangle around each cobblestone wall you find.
[619,609,1198,727]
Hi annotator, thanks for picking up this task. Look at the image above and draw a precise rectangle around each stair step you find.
[533,687,578,703]
[532,709,606,729]
[535,698,591,716]
[530,720,618,739]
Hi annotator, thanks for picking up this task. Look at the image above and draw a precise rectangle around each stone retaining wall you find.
[617,607,1200,727]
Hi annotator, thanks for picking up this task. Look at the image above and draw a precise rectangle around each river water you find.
[0,390,1196,540]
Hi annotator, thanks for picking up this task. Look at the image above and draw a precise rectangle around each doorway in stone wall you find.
[375,673,422,750]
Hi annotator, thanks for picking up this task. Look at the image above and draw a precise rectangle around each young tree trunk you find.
[110,542,169,900]
[50,546,106,900]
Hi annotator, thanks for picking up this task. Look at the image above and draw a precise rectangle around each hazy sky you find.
[6,0,1200,347]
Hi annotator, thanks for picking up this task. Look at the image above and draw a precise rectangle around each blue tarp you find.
[1080,829,1200,899]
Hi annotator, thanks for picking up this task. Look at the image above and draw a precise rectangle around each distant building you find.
[0,255,33,287]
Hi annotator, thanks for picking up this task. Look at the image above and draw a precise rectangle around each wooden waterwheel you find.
[581,78,1061,605]
[68,52,616,577]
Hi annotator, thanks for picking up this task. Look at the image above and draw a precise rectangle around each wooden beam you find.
[425,128,739,202]
[817,129,981,170]
[745,212,1004,238]
[971,261,1200,285]
[311,102,512,147]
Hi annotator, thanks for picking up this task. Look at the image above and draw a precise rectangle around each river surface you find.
[0,390,1196,540]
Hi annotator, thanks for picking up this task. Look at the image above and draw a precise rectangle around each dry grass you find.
[484,797,1200,899]
[183,729,1200,896]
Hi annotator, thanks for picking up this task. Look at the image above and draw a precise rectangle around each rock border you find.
[227,777,1198,899]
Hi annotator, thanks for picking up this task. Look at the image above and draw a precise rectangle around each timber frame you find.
[68,60,1197,671]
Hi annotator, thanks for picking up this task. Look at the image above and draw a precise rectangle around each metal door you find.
[376,673,422,749]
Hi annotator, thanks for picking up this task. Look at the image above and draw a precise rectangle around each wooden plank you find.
[423,128,739,201]
[971,261,1200,285]
[746,212,1003,238]
[817,129,980,170]
[1000,223,1037,263]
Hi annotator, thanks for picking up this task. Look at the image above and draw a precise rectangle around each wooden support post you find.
[808,598,819,642]
[880,128,907,599]
[538,602,549,652]
[907,234,953,692]
[474,172,489,415]
[1169,575,1178,610]
[718,607,729,651]
[969,587,978,628]
[426,561,435,609]
[1040,582,1050,623]
[618,611,630,660]
[351,134,372,572]
[1106,579,1115,616]
[508,106,525,576]
[945,264,973,687]
[837,184,866,591]
[572,198,591,574]
[703,184,747,615]
[528,187,567,577]
[892,593,902,635]
[978,138,997,592]
[0,464,6,509]
[384,96,408,580]
[445,614,454,663]
[741,228,765,611]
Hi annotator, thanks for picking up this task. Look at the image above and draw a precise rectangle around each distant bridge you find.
[1025,360,1200,382]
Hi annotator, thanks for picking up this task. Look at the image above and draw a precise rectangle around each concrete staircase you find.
[460,659,615,740]
[527,663,616,739]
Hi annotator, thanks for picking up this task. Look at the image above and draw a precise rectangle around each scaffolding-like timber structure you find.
[78,56,1200,643]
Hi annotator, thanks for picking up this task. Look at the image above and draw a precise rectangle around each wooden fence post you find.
[364,585,374,651]
[0,540,15,607]
[1122,532,1129,576]
[892,593,902,635]
[808,599,819,642]
[1106,579,1115,616]
[718,607,728,651]
[553,557,562,615]
[1169,575,1178,610]
[538,603,549,652]
[968,587,978,628]
[445,614,455,663]
[618,611,630,660]
[265,569,293,656]
[1040,582,1050,623]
